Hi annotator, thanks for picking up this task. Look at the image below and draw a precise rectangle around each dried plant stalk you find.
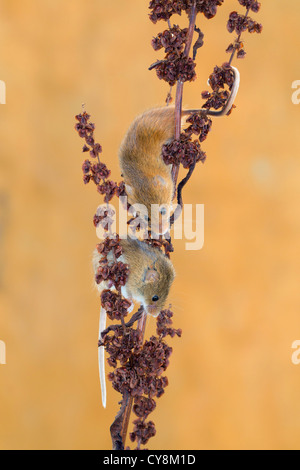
[75,0,262,450]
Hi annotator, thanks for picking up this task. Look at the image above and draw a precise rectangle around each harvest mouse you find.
[119,66,240,236]
[93,237,175,407]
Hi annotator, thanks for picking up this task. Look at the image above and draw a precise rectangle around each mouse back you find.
[118,107,175,209]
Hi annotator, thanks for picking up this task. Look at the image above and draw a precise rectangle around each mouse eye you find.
[152,295,159,302]
[159,207,167,216]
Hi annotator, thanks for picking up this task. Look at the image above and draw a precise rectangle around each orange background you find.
[0,0,300,450]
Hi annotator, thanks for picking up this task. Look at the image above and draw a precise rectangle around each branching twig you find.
[228,6,251,65]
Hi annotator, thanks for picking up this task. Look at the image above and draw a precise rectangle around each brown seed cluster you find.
[185,111,212,142]
[152,25,188,53]
[226,1,262,60]
[201,62,235,112]
[161,108,211,172]
[95,236,129,291]
[150,24,197,86]
[227,10,262,35]
[75,112,125,203]
[101,290,132,322]
[162,133,206,169]
[238,0,261,12]
[149,3,217,86]
[93,207,115,232]
[149,0,225,23]
[100,310,181,447]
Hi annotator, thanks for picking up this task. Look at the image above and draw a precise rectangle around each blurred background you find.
[0,0,299,450]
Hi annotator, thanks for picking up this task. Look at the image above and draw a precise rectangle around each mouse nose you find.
[146,304,160,317]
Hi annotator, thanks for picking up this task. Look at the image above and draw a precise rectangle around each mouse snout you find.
[145,304,161,317]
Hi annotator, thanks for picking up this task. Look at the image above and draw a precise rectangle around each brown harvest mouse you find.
[93,237,175,407]
[119,66,240,236]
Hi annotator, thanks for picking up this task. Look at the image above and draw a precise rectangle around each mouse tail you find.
[98,306,107,408]
[183,65,240,117]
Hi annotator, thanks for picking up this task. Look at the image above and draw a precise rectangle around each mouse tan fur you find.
[119,106,175,235]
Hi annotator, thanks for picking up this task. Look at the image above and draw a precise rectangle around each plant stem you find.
[120,310,147,448]
[121,395,133,447]
[171,0,198,196]
[110,392,129,450]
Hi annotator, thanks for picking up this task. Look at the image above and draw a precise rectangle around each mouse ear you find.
[144,268,160,283]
